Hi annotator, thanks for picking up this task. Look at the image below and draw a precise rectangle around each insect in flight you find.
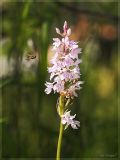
[26,51,39,61]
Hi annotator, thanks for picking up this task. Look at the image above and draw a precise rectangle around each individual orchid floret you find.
[61,110,80,130]
[45,82,54,94]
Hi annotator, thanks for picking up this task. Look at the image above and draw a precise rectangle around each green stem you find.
[56,119,63,160]
[56,95,65,160]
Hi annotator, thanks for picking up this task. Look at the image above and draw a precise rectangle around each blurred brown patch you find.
[70,15,90,41]
[99,24,117,40]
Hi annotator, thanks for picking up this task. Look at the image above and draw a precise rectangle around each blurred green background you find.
[0,0,119,159]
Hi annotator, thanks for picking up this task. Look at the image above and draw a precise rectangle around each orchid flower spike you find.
[45,21,83,129]
[45,21,83,98]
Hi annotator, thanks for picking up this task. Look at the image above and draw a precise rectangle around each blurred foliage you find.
[0,0,119,159]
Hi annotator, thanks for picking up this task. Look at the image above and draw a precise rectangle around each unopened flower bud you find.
[56,28,61,34]
[67,28,71,36]
[63,21,67,33]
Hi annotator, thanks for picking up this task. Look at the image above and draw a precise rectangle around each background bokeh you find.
[0,1,119,159]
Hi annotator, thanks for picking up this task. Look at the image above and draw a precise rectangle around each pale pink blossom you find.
[45,82,54,94]
[61,110,80,129]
